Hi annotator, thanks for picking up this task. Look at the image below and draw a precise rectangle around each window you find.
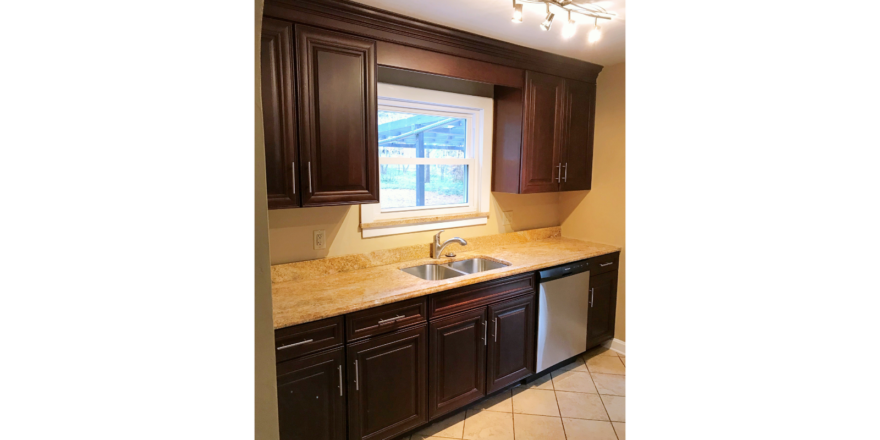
[361,84,493,237]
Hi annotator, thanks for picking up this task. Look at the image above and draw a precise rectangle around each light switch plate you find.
[313,229,326,250]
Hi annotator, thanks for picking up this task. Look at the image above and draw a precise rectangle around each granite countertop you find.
[271,230,620,329]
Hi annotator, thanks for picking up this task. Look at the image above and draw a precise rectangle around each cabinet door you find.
[428,308,487,420]
[347,324,427,440]
[261,18,300,209]
[295,25,380,207]
[560,79,596,191]
[587,271,619,349]
[276,347,346,440]
[486,295,536,393]
[521,71,564,193]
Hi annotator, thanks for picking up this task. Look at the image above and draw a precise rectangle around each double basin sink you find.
[401,258,509,280]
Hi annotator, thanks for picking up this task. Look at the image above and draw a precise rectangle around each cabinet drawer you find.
[274,315,344,362]
[429,273,536,319]
[589,252,619,276]
[346,297,427,342]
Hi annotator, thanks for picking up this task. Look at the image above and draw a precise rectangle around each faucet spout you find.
[432,230,468,258]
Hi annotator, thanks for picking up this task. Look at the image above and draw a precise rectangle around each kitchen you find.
[260,1,625,439]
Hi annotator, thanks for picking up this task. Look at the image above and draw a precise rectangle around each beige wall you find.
[269,192,561,264]
[560,62,626,342]
[255,0,280,438]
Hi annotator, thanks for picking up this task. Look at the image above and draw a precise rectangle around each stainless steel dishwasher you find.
[536,259,590,373]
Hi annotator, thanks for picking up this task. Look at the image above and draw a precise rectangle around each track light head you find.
[562,12,576,39]
[588,23,602,44]
[511,3,523,23]
[540,12,555,31]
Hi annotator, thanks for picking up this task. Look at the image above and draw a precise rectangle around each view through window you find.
[378,111,471,210]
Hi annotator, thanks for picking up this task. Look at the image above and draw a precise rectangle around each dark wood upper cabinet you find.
[486,294,536,393]
[520,71,565,194]
[492,72,597,194]
[261,18,300,209]
[428,308,487,420]
[560,79,596,191]
[295,24,380,207]
[347,324,427,440]
[586,270,618,349]
[277,347,347,440]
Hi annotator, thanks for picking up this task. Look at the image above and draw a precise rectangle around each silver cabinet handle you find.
[556,163,561,182]
[354,360,359,391]
[338,365,343,397]
[291,161,296,194]
[600,262,613,267]
[483,320,487,346]
[276,339,313,350]
[563,163,568,182]
[308,161,312,194]
[377,315,405,325]
[494,318,498,342]
[590,288,594,307]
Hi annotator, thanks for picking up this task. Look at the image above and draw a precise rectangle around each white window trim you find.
[361,83,494,238]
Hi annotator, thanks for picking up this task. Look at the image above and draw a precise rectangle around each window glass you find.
[378,111,467,159]
[379,164,468,209]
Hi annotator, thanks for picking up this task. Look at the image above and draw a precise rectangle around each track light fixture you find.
[588,17,602,44]
[540,4,555,31]
[561,11,576,39]
[511,1,523,23]
[509,1,615,45]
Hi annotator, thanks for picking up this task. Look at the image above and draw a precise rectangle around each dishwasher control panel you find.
[538,259,589,282]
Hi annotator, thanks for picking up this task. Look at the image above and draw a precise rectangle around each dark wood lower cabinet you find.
[486,295,536,393]
[586,270,619,349]
[277,347,347,440]
[347,324,428,440]
[428,308,487,420]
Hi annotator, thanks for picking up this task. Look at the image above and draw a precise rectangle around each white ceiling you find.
[354,0,625,67]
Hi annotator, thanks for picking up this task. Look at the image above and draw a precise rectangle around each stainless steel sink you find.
[449,258,509,274]
[401,258,510,280]
[400,264,466,280]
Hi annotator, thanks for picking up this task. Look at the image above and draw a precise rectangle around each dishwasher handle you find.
[539,260,590,282]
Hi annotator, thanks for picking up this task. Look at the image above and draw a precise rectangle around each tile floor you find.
[396,346,625,440]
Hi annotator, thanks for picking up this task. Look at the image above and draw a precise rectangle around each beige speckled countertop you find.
[272,228,620,329]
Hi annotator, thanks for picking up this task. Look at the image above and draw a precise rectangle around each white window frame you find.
[361,83,493,238]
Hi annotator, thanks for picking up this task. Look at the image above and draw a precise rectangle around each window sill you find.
[360,212,489,238]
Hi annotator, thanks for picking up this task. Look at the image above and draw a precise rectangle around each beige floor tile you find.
[551,369,598,393]
[462,409,514,440]
[586,356,626,375]
[601,395,625,422]
[521,374,554,390]
[553,357,588,373]
[410,409,465,439]
[511,388,560,417]
[562,418,618,440]
[591,373,625,396]
[469,389,512,413]
[583,346,619,359]
[512,413,566,440]
[555,391,609,421]
[612,422,626,440]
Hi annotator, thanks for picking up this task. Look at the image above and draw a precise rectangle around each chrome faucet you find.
[432,230,467,258]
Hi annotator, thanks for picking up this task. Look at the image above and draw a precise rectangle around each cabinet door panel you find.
[428,308,487,420]
[587,271,618,348]
[486,294,536,393]
[261,18,300,209]
[521,71,564,193]
[276,347,346,440]
[347,325,427,440]
[561,79,595,191]
[295,25,380,206]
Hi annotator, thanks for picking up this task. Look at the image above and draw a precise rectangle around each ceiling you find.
[353,0,625,67]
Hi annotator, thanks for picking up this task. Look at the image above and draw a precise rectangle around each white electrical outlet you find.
[313,229,326,250]
[503,211,513,226]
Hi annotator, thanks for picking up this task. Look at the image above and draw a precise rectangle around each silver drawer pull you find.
[354,360,359,391]
[338,365,343,397]
[276,339,313,350]
[483,320,487,346]
[600,262,613,267]
[590,288,594,307]
[377,314,405,324]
